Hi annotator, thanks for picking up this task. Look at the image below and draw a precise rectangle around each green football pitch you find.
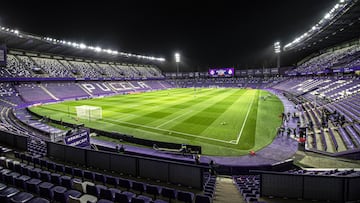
[29,88,284,156]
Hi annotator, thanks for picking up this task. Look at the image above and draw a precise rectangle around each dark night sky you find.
[0,0,338,71]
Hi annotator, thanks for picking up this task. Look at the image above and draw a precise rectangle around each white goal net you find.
[75,105,102,121]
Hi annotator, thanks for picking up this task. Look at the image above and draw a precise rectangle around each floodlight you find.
[95,47,101,52]
[274,42,281,53]
[324,13,331,19]
[340,0,345,3]
[79,43,86,49]
[0,23,166,61]
[175,53,180,63]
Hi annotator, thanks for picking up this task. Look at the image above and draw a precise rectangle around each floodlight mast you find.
[175,53,180,75]
[175,53,180,87]
[274,42,281,68]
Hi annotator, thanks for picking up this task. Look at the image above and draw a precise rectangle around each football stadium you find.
[0,1,360,203]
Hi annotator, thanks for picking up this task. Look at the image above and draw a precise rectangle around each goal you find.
[75,105,102,121]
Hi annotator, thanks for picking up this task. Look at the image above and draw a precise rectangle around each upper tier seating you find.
[31,57,73,77]
[288,43,360,74]
[1,52,164,79]
[1,55,33,78]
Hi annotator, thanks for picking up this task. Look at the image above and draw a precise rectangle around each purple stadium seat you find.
[145,184,161,199]
[106,176,118,187]
[51,173,61,185]
[97,199,114,203]
[115,192,130,203]
[161,187,176,202]
[25,178,42,194]
[86,184,99,197]
[55,164,65,174]
[137,195,152,203]
[177,190,194,203]
[95,173,106,184]
[99,187,114,201]
[152,199,168,203]
[47,162,55,171]
[40,159,47,169]
[195,194,211,203]
[13,163,23,174]
[38,182,54,200]
[118,178,132,191]
[132,181,145,194]
[33,157,40,167]
[52,186,67,202]
[122,191,136,200]
[61,175,73,189]
[14,175,31,189]
[65,166,74,177]
[65,190,82,202]
[22,165,34,177]
[4,172,20,185]
[131,196,151,203]
[27,197,50,203]
[84,170,95,181]
[73,168,83,178]
[40,171,51,182]
[0,183,7,190]
[0,187,20,203]
[30,168,42,179]
[10,191,34,203]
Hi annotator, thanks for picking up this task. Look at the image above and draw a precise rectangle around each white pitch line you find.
[156,111,193,128]
[235,92,256,144]
[102,117,232,144]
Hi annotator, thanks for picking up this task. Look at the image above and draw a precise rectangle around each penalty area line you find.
[235,92,256,144]
[102,117,233,144]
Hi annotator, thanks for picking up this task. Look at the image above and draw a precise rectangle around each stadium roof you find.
[0,0,359,70]
[284,0,360,53]
[0,27,165,63]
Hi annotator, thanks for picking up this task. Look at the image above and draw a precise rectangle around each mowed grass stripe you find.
[100,89,217,121]
[201,90,256,141]
[34,90,241,144]
[145,89,243,130]
[29,88,284,156]
[51,89,211,121]
[123,89,223,125]
[35,89,248,143]
[169,89,244,136]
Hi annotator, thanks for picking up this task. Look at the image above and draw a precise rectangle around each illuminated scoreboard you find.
[208,67,234,77]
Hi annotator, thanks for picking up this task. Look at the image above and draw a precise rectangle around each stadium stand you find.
[1,54,33,78]
[288,44,360,74]
[1,2,360,201]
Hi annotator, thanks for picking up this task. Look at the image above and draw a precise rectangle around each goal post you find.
[75,105,102,121]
